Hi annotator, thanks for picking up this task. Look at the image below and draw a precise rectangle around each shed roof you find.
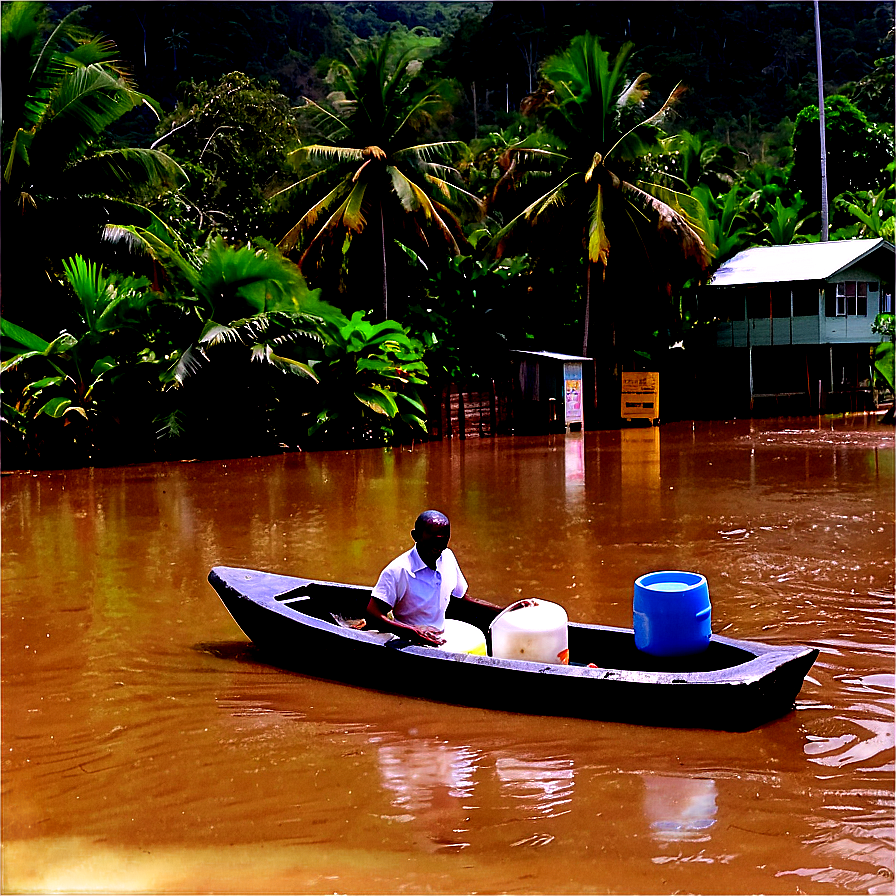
[512,350,592,362]
[710,238,894,286]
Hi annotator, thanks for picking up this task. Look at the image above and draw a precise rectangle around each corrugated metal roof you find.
[710,238,893,286]
[512,350,592,361]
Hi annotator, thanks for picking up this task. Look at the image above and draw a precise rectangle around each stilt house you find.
[707,238,894,412]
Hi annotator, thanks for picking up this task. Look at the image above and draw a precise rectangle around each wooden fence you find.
[427,380,513,440]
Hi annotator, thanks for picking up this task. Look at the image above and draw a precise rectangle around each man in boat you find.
[367,510,498,645]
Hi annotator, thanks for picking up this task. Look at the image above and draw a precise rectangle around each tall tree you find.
[488,33,710,359]
[275,33,481,319]
[152,71,302,242]
[789,94,894,223]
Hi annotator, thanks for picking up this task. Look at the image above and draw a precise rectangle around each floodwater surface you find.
[2,416,893,895]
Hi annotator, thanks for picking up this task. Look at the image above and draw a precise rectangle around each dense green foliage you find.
[2,2,894,466]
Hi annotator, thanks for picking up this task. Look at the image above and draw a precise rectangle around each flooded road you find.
[2,416,893,894]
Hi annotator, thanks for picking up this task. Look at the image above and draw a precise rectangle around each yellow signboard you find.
[621,372,659,421]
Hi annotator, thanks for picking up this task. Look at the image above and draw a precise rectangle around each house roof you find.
[710,238,894,286]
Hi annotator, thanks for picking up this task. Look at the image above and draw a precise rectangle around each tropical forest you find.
[2,1,894,468]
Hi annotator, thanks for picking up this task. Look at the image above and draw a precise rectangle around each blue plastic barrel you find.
[633,571,712,656]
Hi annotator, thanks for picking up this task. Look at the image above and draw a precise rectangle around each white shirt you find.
[371,546,468,629]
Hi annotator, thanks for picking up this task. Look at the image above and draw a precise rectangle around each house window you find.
[882,290,894,314]
[792,283,819,317]
[834,281,868,317]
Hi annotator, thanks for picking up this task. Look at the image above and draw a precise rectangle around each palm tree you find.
[487,33,710,358]
[275,33,481,320]
[1,2,185,336]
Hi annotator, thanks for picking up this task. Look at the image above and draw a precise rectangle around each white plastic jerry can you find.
[489,599,570,664]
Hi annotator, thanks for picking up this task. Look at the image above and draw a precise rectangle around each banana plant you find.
[834,181,895,240]
[305,310,429,447]
[691,183,754,265]
[763,195,817,245]
[872,313,895,396]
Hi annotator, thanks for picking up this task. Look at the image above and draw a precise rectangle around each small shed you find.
[511,350,594,433]
[706,239,894,411]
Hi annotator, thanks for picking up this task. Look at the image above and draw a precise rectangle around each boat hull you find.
[208,566,819,731]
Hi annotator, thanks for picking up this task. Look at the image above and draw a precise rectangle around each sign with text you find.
[621,372,660,420]
[564,362,583,425]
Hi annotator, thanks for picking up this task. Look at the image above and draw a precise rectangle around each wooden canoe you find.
[208,566,819,731]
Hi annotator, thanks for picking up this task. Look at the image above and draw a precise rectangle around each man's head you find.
[412,510,451,569]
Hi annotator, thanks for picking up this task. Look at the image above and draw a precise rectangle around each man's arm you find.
[365,596,446,645]
[459,593,502,610]
[448,591,504,630]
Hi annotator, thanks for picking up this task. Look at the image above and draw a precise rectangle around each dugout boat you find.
[208,566,819,731]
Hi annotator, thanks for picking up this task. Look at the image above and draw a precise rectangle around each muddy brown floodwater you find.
[2,416,893,895]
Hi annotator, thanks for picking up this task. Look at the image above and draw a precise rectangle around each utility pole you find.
[814,0,829,241]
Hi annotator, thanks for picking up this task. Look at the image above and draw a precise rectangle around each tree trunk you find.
[814,0,829,241]
[472,81,478,139]
[582,260,591,357]
[379,202,388,320]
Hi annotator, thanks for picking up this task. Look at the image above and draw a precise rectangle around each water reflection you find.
[619,426,661,495]
[374,737,479,852]
[495,756,575,819]
[564,434,585,507]
[643,776,718,843]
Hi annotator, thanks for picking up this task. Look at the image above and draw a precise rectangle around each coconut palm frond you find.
[63,34,122,69]
[606,82,687,160]
[388,167,460,250]
[267,167,332,200]
[279,179,352,252]
[252,345,319,381]
[641,82,688,129]
[290,143,367,165]
[418,161,459,181]
[426,201,463,253]
[587,185,611,267]
[623,180,711,271]
[423,174,484,218]
[102,221,199,286]
[42,63,147,141]
[342,178,369,231]
[67,147,187,194]
[197,319,244,348]
[388,165,427,214]
[607,41,636,101]
[390,90,447,142]
[525,176,577,222]
[297,192,355,265]
[617,72,651,109]
[502,146,568,165]
[171,344,208,386]
[636,180,707,233]
[394,140,464,165]
[486,178,570,256]
[297,95,350,134]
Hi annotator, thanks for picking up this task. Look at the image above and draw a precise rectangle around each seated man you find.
[367,510,498,645]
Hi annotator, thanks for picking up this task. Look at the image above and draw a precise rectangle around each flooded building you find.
[705,238,894,413]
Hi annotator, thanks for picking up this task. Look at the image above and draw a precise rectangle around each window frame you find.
[834,281,868,317]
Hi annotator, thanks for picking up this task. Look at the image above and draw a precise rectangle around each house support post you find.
[749,345,754,411]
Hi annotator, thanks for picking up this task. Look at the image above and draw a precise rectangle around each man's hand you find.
[366,597,446,645]
[411,624,445,646]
